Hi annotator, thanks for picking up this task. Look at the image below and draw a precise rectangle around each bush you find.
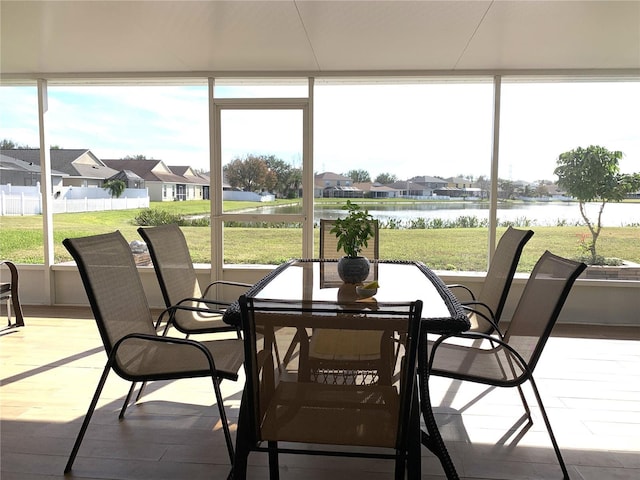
[134,208,182,226]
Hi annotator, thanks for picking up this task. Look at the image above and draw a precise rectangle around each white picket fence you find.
[223,190,275,202]
[0,187,149,215]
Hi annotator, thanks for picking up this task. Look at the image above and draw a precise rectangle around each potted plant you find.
[330,200,376,283]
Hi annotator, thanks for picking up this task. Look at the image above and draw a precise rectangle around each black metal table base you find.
[419,340,460,479]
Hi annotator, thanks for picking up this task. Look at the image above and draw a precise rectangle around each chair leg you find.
[119,382,137,419]
[394,455,405,480]
[516,384,532,420]
[231,390,251,480]
[527,377,571,480]
[64,363,112,473]
[268,441,280,480]
[11,290,24,327]
[211,375,235,464]
[135,381,148,402]
[406,390,422,480]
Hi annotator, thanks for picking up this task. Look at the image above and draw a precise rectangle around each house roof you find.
[102,159,191,184]
[353,182,400,193]
[315,172,352,181]
[169,165,208,185]
[0,153,67,177]
[107,169,143,182]
[387,180,431,190]
[0,149,117,179]
[407,176,448,185]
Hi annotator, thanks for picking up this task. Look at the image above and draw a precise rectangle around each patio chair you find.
[62,231,245,473]
[0,260,25,329]
[233,296,424,480]
[425,251,586,480]
[319,218,379,260]
[138,224,251,334]
[448,226,534,333]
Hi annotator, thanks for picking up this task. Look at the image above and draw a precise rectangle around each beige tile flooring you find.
[1,306,639,480]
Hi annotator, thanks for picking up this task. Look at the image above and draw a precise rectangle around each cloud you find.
[1,81,638,181]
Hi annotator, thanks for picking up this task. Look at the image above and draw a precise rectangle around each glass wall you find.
[0,84,42,261]
[43,83,207,262]
[313,79,495,270]
[1,77,638,276]
[499,79,640,270]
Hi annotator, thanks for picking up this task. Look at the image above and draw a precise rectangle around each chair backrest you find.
[319,218,380,260]
[239,296,422,450]
[475,226,534,329]
[503,251,586,372]
[138,224,203,307]
[63,231,158,359]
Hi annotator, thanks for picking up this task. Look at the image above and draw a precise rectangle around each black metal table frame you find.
[231,258,470,479]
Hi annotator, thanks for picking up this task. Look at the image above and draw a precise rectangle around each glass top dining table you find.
[245,259,469,335]
[237,258,470,479]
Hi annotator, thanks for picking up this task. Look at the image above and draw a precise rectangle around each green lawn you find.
[1,201,638,271]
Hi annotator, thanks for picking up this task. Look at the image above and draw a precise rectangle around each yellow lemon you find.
[363,280,379,289]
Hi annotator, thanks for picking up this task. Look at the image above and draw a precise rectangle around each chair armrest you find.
[111,331,234,380]
[176,296,231,310]
[428,331,533,380]
[154,302,227,331]
[446,284,476,301]
[115,331,195,346]
[202,281,252,297]
[461,301,502,336]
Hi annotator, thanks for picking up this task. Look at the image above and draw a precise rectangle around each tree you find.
[0,139,30,149]
[345,169,371,183]
[286,167,303,198]
[498,179,515,199]
[123,154,148,160]
[223,154,276,192]
[103,179,126,198]
[476,175,491,199]
[554,145,640,264]
[264,156,302,198]
[374,172,397,184]
[535,183,549,198]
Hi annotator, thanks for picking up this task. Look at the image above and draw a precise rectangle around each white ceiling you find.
[1,0,639,79]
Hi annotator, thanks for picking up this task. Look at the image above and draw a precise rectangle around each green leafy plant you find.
[555,145,640,264]
[330,200,375,258]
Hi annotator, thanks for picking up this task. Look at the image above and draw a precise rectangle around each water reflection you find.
[255,201,640,227]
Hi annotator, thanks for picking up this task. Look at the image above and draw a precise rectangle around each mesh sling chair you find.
[425,251,586,480]
[319,218,379,260]
[233,296,424,480]
[448,226,534,333]
[62,231,245,473]
[317,219,382,384]
[1,260,25,329]
[138,224,251,336]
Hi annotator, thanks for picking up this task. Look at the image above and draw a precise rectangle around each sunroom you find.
[1,1,639,479]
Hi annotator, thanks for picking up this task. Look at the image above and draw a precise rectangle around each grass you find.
[1,201,638,271]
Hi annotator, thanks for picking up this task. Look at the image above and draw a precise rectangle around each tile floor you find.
[1,306,639,479]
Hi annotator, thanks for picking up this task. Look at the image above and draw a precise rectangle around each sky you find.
[1,81,638,183]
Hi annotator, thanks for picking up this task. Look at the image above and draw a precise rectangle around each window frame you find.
[210,82,313,281]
